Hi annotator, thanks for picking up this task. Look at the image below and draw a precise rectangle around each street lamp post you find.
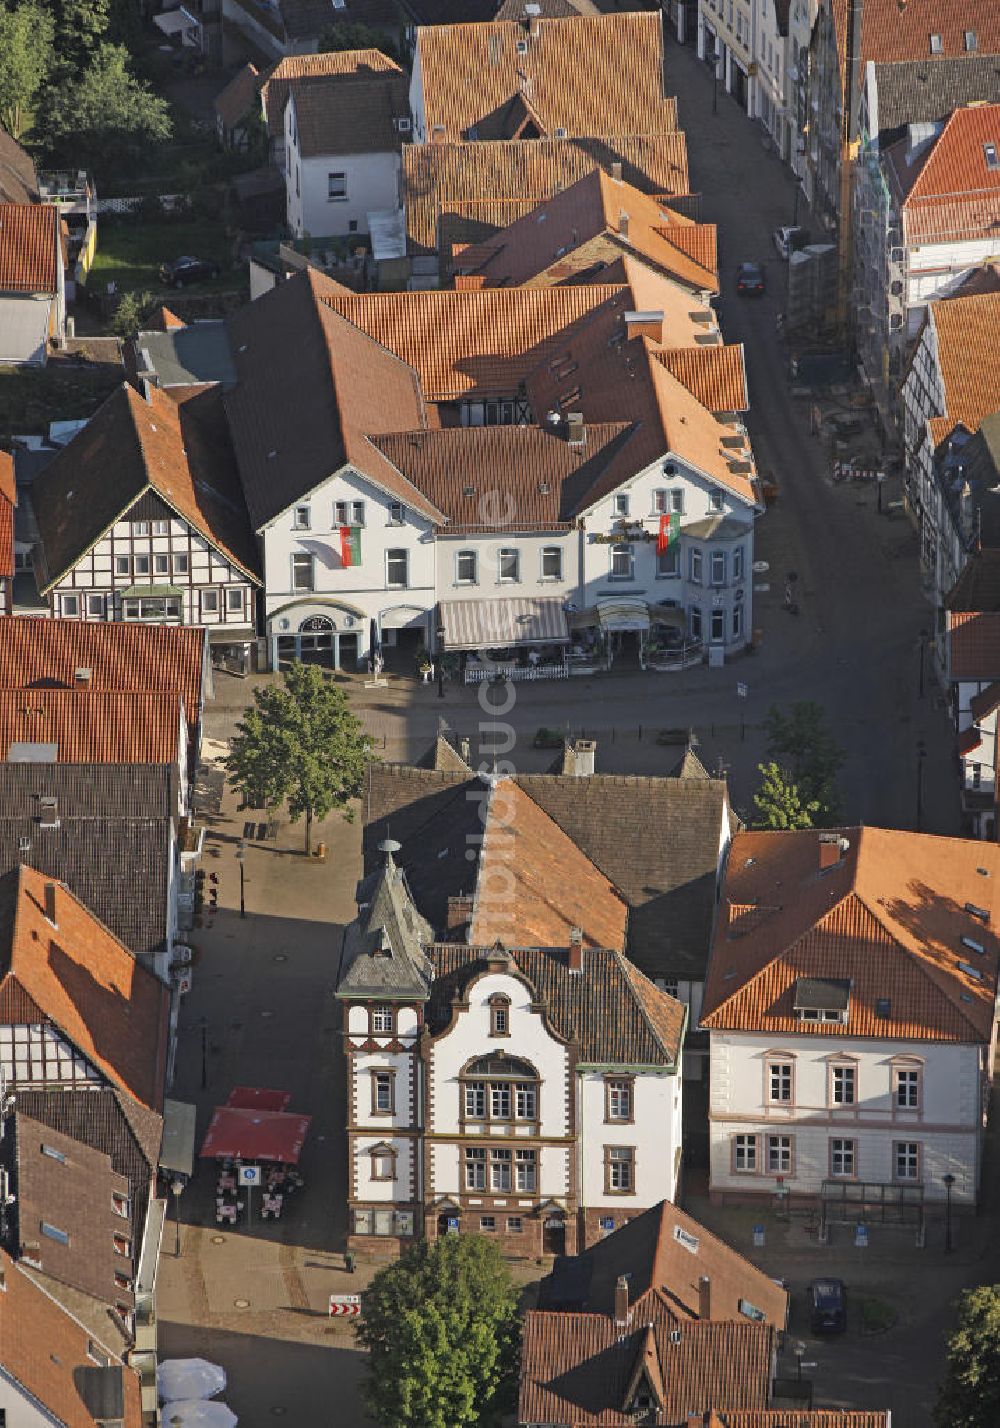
[436,626,446,699]
[236,839,247,919]
[943,1172,956,1253]
[916,739,927,833]
[200,1015,208,1090]
[918,627,929,698]
[171,1178,185,1257]
[793,1340,806,1383]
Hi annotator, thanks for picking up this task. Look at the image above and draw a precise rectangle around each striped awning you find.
[597,596,650,633]
[438,598,569,650]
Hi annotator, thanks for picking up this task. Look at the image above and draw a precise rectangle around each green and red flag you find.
[657,513,680,554]
[339,526,362,567]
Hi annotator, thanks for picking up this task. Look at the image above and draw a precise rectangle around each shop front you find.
[437,597,570,683]
[267,600,366,671]
[568,597,691,671]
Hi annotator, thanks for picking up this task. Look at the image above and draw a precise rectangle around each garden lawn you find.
[88,219,235,294]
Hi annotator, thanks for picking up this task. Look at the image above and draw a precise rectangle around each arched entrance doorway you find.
[543,1213,566,1255]
[269,605,364,671]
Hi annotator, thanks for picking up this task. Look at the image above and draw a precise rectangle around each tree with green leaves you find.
[41,43,171,172]
[935,1284,1000,1427]
[752,760,820,830]
[319,19,397,58]
[357,1234,519,1428]
[0,2,54,139]
[110,289,153,339]
[763,700,844,824]
[48,0,110,72]
[224,661,371,854]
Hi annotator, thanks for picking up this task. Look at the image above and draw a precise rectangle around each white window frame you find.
[613,493,630,518]
[498,548,520,584]
[173,553,189,577]
[456,550,478,585]
[386,548,409,590]
[388,502,406,526]
[328,171,347,200]
[86,594,105,618]
[540,546,562,581]
[61,593,80,617]
[710,609,725,643]
[226,587,243,613]
[201,588,219,614]
[610,543,634,580]
[690,548,703,583]
[153,553,169,577]
[291,553,314,592]
[710,551,726,586]
[133,554,150,578]
[293,505,311,530]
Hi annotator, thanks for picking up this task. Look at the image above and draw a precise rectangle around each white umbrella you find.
[157,1360,227,1403]
[162,1401,238,1428]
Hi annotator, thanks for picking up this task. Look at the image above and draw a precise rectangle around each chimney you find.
[568,926,583,972]
[570,738,596,777]
[625,311,664,343]
[454,274,487,291]
[614,1274,629,1327]
[818,832,843,870]
[73,667,92,686]
[697,1275,711,1320]
[446,895,474,939]
[609,161,622,181]
[565,411,586,445]
[618,210,630,240]
[43,881,57,926]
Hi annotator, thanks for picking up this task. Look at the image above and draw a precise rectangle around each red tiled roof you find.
[717,1415,889,1427]
[519,1308,774,1424]
[0,448,14,579]
[0,619,206,750]
[0,202,57,292]
[0,865,169,1108]
[323,282,623,400]
[971,679,1000,720]
[860,0,1000,64]
[452,169,717,292]
[958,724,982,756]
[151,305,186,331]
[0,689,182,764]
[702,826,1000,1043]
[469,779,628,949]
[416,14,676,143]
[653,344,748,413]
[0,448,15,505]
[214,61,260,129]
[929,293,1000,441]
[897,104,1000,246]
[260,48,401,136]
[0,1249,143,1428]
[949,609,1000,678]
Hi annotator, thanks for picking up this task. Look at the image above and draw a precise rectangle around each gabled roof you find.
[453,168,718,293]
[324,282,623,402]
[428,941,684,1065]
[922,293,1000,448]
[260,48,402,137]
[288,70,410,157]
[518,1309,774,1425]
[363,761,730,982]
[0,689,182,765]
[369,421,639,531]
[415,14,675,143]
[0,865,169,1107]
[524,291,757,506]
[0,202,57,293]
[0,1249,142,1428]
[947,608,1000,678]
[539,1200,787,1328]
[468,779,629,951]
[403,134,691,257]
[970,679,1000,721]
[653,345,749,413]
[337,852,434,1000]
[701,827,1000,1044]
[0,619,206,749]
[31,383,260,591]
[895,104,1000,246]
[946,548,1000,612]
[0,125,38,205]
[225,269,440,530]
[214,61,260,129]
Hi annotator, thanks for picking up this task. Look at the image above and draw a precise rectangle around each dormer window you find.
[489,994,511,1037]
[793,977,850,1024]
[929,32,943,54]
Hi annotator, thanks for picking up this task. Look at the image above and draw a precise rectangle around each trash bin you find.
[316,842,327,861]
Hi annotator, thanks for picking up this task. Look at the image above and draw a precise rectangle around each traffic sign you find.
[238,1164,261,1186]
[330,1294,362,1318]
[854,1223,869,1249]
[752,1224,765,1248]
[737,681,748,699]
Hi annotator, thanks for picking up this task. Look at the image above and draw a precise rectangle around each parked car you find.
[773,225,811,260]
[736,262,766,296]
[159,256,221,288]
[810,1278,847,1334]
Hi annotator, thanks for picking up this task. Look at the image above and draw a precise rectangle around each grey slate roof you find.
[134,323,237,390]
[338,854,434,999]
[870,55,1000,145]
[363,762,730,982]
[428,943,685,1065]
[0,765,174,958]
